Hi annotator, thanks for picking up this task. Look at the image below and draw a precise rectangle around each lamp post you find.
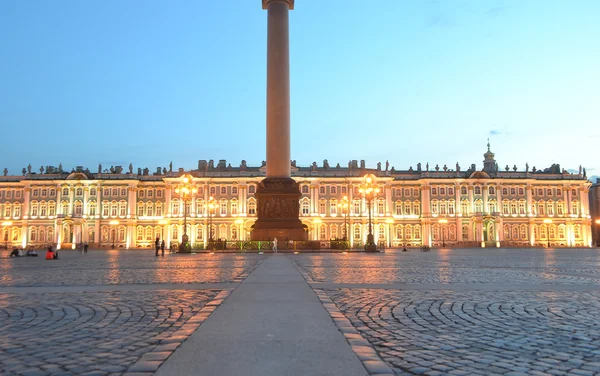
[109,220,119,249]
[207,196,217,242]
[543,219,552,248]
[439,218,448,247]
[338,195,349,245]
[2,221,12,249]
[359,174,380,252]
[174,174,197,253]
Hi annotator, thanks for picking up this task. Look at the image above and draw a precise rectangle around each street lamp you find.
[207,196,217,242]
[109,220,119,249]
[359,174,380,252]
[338,195,349,245]
[439,219,448,247]
[174,174,197,253]
[543,219,552,248]
[2,221,12,249]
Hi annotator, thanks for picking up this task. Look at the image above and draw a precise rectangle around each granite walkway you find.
[155,255,370,376]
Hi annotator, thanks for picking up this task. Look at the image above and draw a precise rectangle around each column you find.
[581,186,590,217]
[83,187,89,216]
[455,184,461,216]
[264,0,294,178]
[23,187,31,219]
[127,187,137,218]
[496,183,503,214]
[483,185,488,214]
[95,220,100,246]
[421,186,431,217]
[165,185,172,216]
[525,184,533,215]
[529,221,535,246]
[385,184,392,215]
[468,185,474,213]
[564,185,571,215]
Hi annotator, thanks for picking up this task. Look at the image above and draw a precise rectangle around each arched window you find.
[319,225,327,240]
[172,225,178,240]
[502,187,508,195]
[319,200,326,215]
[504,224,511,240]
[137,203,144,217]
[462,225,469,240]
[431,200,439,215]
[557,202,564,216]
[248,199,257,215]
[520,224,527,240]
[396,225,403,239]
[197,225,204,240]
[39,227,45,242]
[231,226,238,240]
[353,225,361,240]
[62,188,69,197]
[110,202,118,217]
[448,224,456,240]
[220,200,227,215]
[330,200,338,216]
[558,224,566,239]
[518,200,526,215]
[49,202,56,217]
[474,186,481,195]
[196,200,204,215]
[413,201,420,216]
[88,202,96,216]
[231,200,238,215]
[76,187,83,196]
[248,185,256,194]
[395,201,403,215]
[414,225,421,239]
[145,226,153,241]
[404,202,411,216]
[90,188,97,196]
[62,202,69,215]
[330,225,338,240]
[377,199,385,215]
[219,224,227,239]
[574,224,581,239]
[156,203,163,217]
[549,225,556,239]
[119,201,127,217]
[302,185,309,194]
[432,225,440,241]
[571,201,579,215]
[488,186,495,195]
[30,228,37,241]
[461,200,469,215]
[301,199,310,216]
[475,200,483,213]
[154,226,162,240]
[547,201,554,216]
[118,227,126,241]
[137,226,144,241]
[31,202,39,217]
[75,201,83,215]
[461,186,467,195]
[172,199,180,215]
[510,200,517,215]
[146,203,153,216]
[511,225,519,240]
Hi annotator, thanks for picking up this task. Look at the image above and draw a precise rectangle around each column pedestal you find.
[251,178,307,240]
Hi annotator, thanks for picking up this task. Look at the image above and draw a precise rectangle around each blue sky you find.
[1,0,598,180]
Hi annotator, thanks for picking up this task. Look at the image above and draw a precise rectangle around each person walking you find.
[161,240,165,256]
[155,237,160,257]
[84,243,88,254]
[272,237,278,253]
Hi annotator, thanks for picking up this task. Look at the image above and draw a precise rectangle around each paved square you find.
[2,248,600,375]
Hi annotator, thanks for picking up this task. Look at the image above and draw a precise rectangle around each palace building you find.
[0,144,593,250]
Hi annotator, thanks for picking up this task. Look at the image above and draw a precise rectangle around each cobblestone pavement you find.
[0,250,263,287]
[293,248,600,375]
[323,289,600,375]
[0,289,231,376]
[293,248,600,284]
[0,250,256,375]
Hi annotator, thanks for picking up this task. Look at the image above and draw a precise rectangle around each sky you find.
[1,0,598,181]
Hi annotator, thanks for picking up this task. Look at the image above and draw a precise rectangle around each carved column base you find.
[251,177,307,241]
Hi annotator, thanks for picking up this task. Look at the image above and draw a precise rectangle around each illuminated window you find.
[147,204,154,217]
[395,202,402,215]
[139,190,145,198]
[76,188,83,196]
[474,186,481,195]
[413,202,420,215]
[353,200,361,215]
[331,186,337,195]
[319,201,326,215]
[461,186,468,195]
[156,204,163,217]
[330,201,337,216]
[248,200,256,215]
[75,202,83,215]
[248,185,256,194]
[62,188,69,196]
[90,188,96,196]
[231,201,238,215]
[405,202,411,215]
[119,202,126,217]
[301,200,309,215]
[88,203,96,216]
[220,201,227,215]
[488,186,495,195]
[40,203,47,217]
[396,225,403,239]
[440,188,446,195]
[31,203,38,217]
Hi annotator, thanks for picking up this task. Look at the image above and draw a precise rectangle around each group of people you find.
[10,248,38,257]
[155,238,166,256]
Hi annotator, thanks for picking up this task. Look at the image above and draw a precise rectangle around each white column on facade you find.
[69,186,75,216]
[581,186,590,217]
[94,220,100,246]
[166,185,172,216]
[483,185,488,214]
[496,183,503,214]
[455,184,461,216]
[55,220,62,249]
[421,186,431,217]
[385,184,392,215]
[455,217,461,242]
[528,222,535,246]
[564,185,571,215]
[23,187,31,219]
[127,187,136,217]
[83,187,89,215]
[468,185,474,213]
[526,184,533,215]
[264,0,293,178]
